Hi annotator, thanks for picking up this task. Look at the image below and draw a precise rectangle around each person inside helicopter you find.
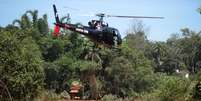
[88,20,108,29]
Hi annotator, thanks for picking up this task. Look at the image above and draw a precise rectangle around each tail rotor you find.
[53,4,61,37]
[53,4,60,24]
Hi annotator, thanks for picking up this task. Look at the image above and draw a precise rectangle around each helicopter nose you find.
[117,37,122,45]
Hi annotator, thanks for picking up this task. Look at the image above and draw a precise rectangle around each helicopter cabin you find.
[88,20,108,29]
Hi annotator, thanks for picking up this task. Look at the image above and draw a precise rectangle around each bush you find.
[193,81,201,100]
[101,94,121,101]
[154,75,190,101]
[0,30,44,100]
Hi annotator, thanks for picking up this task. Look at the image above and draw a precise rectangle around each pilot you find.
[96,23,101,30]
[102,21,108,27]
[88,20,98,29]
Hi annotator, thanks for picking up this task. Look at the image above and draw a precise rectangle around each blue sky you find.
[0,0,201,41]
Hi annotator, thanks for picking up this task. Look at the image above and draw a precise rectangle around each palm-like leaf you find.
[12,19,21,27]
[26,10,38,25]
[12,14,32,29]
[26,10,49,36]
[21,14,31,28]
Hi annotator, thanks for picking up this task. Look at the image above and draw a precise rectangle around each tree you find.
[155,75,190,101]
[148,28,201,74]
[79,45,102,99]
[153,42,183,74]
[178,28,201,73]
[152,42,167,66]
[0,29,44,100]
[13,10,49,40]
[12,14,31,29]
[25,10,39,28]
[104,44,155,97]
[41,38,64,62]
[124,20,149,51]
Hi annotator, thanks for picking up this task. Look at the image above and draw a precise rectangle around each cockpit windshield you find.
[113,29,122,45]
[114,29,121,38]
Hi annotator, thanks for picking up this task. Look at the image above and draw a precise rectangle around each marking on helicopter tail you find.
[84,30,88,33]
[75,28,88,34]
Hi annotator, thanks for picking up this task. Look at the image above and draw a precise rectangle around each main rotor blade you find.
[107,15,164,19]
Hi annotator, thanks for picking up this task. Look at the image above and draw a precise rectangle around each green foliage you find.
[192,71,201,100]
[13,10,49,40]
[193,81,201,100]
[153,75,190,101]
[101,94,119,101]
[0,29,44,100]
[41,37,65,62]
[124,20,148,52]
[174,28,201,73]
[1,9,201,101]
[43,62,59,90]
[104,43,155,97]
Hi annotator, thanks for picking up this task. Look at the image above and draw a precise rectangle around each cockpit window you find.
[114,29,122,45]
[114,29,121,37]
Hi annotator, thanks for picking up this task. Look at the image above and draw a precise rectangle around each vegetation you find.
[0,9,201,101]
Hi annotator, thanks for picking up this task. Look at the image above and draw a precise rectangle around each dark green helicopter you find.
[53,4,163,48]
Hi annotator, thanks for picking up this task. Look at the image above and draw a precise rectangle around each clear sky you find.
[0,0,201,41]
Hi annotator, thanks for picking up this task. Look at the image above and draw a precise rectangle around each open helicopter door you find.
[53,4,61,37]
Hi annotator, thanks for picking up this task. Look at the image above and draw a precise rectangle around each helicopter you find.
[53,4,164,48]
